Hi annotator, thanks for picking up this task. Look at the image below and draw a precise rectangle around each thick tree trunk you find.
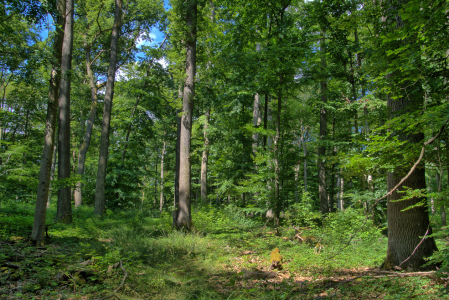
[55,0,74,224]
[382,0,437,271]
[31,0,65,244]
[74,43,98,208]
[94,0,122,215]
[160,139,166,212]
[319,34,328,214]
[200,109,210,205]
[175,0,197,230]
[383,96,437,270]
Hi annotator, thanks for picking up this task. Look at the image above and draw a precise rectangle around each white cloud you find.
[136,33,158,48]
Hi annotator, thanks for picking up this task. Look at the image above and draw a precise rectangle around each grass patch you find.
[0,203,447,299]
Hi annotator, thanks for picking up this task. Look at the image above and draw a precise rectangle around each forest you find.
[1,0,449,298]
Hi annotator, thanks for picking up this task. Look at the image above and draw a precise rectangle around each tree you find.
[174,0,197,229]
[55,0,74,223]
[31,0,65,243]
[379,0,438,270]
[94,0,123,215]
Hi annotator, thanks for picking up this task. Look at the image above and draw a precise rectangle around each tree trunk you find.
[303,131,308,193]
[252,93,260,153]
[436,171,446,226]
[340,169,344,210]
[274,73,283,226]
[55,0,74,224]
[175,0,197,230]
[160,139,166,212]
[263,93,268,149]
[47,141,58,208]
[31,0,65,244]
[94,0,123,215]
[173,109,181,223]
[201,109,210,205]
[382,0,437,271]
[74,43,98,208]
[319,33,328,215]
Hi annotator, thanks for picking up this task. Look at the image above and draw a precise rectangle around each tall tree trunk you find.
[55,0,74,224]
[200,109,210,205]
[303,130,308,194]
[263,93,268,149]
[339,169,344,210]
[319,33,328,214]
[382,0,437,271]
[436,170,445,226]
[160,139,166,212]
[94,0,123,215]
[173,108,181,224]
[175,0,197,230]
[31,0,65,244]
[74,43,98,207]
[252,94,260,152]
[274,73,283,227]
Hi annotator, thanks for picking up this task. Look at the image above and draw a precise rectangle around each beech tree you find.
[55,0,74,223]
[31,0,66,243]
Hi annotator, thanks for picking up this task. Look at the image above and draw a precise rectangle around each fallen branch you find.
[113,260,128,293]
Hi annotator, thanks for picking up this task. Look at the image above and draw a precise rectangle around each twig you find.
[113,260,128,293]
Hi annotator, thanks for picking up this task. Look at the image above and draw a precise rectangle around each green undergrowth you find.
[0,203,448,299]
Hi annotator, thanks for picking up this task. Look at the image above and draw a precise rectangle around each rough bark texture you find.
[319,34,328,214]
[31,0,65,244]
[175,0,197,230]
[200,109,210,205]
[74,44,98,207]
[383,95,437,270]
[55,0,74,224]
[94,0,122,215]
[382,0,437,271]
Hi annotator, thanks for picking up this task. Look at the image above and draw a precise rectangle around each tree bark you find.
[274,73,283,227]
[319,33,328,214]
[47,141,57,208]
[382,0,437,271]
[160,139,166,212]
[200,109,210,205]
[55,0,74,224]
[175,0,197,230]
[252,94,260,153]
[74,42,98,208]
[173,108,181,223]
[31,0,65,244]
[303,130,308,193]
[94,0,123,215]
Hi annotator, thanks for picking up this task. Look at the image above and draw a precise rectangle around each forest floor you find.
[0,203,448,299]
